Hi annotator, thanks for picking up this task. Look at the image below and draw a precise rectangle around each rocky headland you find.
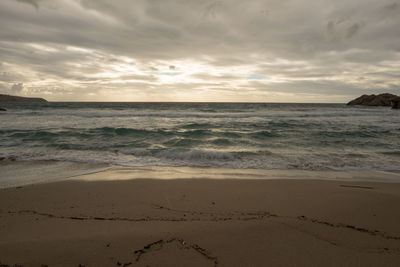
[347,93,400,109]
[0,94,47,103]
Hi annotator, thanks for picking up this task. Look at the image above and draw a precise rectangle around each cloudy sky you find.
[0,0,399,102]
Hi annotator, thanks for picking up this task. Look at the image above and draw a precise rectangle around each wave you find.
[1,124,397,152]
[2,146,400,171]
[181,129,213,137]
[2,127,173,138]
[314,130,382,138]
[381,151,400,156]
[211,138,233,146]
[249,130,279,139]
[6,109,375,120]
[181,123,215,129]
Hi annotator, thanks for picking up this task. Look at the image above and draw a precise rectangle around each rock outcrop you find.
[347,93,399,107]
[0,94,47,103]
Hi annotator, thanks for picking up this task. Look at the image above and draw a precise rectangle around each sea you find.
[1,102,400,171]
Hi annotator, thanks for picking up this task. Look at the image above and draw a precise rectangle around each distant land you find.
[0,94,47,103]
[347,93,400,109]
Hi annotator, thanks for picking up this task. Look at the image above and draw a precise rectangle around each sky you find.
[0,0,399,102]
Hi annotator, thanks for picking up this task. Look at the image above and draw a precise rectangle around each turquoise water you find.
[0,102,399,170]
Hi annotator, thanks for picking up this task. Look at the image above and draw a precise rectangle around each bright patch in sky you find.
[247,74,267,80]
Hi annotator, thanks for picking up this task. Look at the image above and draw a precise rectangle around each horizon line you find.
[43,100,347,104]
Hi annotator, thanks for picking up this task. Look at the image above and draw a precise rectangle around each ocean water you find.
[0,102,399,171]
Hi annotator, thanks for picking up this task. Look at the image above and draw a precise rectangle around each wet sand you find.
[1,165,400,266]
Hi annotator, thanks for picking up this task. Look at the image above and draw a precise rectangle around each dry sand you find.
[1,165,400,266]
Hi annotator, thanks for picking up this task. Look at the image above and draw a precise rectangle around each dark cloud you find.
[16,0,41,10]
[384,2,398,10]
[0,71,24,82]
[325,19,364,43]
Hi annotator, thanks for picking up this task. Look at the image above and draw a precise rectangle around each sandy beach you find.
[1,163,400,266]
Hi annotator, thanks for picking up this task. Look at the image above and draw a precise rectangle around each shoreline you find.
[1,166,400,266]
[1,160,400,189]
[0,160,111,189]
